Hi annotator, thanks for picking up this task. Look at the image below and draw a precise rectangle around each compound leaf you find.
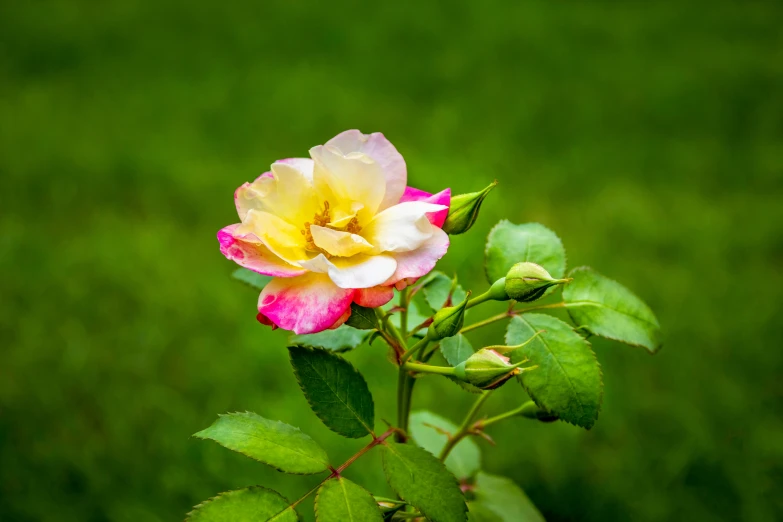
[381,441,467,522]
[290,325,370,353]
[288,346,375,438]
[193,412,329,474]
[472,472,544,522]
[485,221,566,284]
[409,410,481,479]
[315,477,383,522]
[506,314,602,429]
[187,486,299,521]
[563,266,662,353]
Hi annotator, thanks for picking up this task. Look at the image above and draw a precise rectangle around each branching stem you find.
[275,428,396,516]
[439,391,493,461]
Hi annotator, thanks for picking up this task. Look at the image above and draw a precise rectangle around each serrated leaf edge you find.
[381,442,468,522]
[564,266,662,354]
[484,220,567,285]
[288,346,376,438]
[506,315,604,429]
[192,411,330,474]
[185,485,300,522]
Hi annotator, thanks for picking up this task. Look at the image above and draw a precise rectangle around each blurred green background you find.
[2,1,782,521]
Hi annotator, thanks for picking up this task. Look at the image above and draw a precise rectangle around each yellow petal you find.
[310,145,385,225]
[237,209,307,265]
[309,225,374,257]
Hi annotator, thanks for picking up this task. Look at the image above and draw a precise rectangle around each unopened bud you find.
[504,262,570,302]
[453,349,531,390]
[486,277,510,301]
[442,181,497,235]
[518,401,559,422]
[427,292,470,341]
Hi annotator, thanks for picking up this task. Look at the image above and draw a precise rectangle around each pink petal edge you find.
[257,273,355,334]
[399,187,451,228]
[218,225,305,278]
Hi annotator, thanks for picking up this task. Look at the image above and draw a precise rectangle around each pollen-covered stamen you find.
[301,201,336,257]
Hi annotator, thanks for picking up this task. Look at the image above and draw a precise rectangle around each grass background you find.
[1,1,782,520]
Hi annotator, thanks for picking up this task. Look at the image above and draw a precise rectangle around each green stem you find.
[401,361,458,376]
[400,337,430,363]
[460,302,568,334]
[460,312,510,334]
[466,290,494,309]
[518,301,566,313]
[439,391,493,461]
[477,404,528,430]
[400,286,410,336]
[277,428,395,514]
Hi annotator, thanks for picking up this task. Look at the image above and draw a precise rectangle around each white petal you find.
[362,201,448,253]
[299,253,397,289]
[326,130,407,210]
[309,225,374,257]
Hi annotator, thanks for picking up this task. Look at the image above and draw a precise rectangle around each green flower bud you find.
[427,292,470,341]
[518,401,559,422]
[486,277,510,301]
[442,181,497,235]
[504,262,570,302]
[453,349,530,390]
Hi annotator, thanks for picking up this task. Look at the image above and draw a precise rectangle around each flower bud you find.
[486,277,510,301]
[504,262,570,302]
[518,401,559,422]
[453,349,530,390]
[427,292,470,341]
[442,181,497,235]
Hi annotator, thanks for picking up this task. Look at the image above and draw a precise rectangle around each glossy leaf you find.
[484,221,566,284]
[472,472,544,522]
[345,303,379,330]
[290,325,370,353]
[506,314,602,429]
[381,441,467,522]
[193,412,329,474]
[563,266,662,353]
[288,346,375,438]
[187,486,299,522]
[315,477,383,522]
[423,272,468,312]
[440,334,475,367]
[231,267,273,291]
[409,410,481,479]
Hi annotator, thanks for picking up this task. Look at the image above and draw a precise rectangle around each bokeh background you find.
[2,1,782,521]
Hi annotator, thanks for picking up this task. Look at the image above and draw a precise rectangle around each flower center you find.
[300,201,363,258]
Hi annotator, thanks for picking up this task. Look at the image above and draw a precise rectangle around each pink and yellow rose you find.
[218,130,451,334]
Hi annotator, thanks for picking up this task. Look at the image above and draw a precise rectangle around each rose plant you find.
[189,130,662,521]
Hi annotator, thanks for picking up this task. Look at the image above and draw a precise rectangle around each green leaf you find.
[423,272,468,312]
[288,346,375,438]
[484,221,566,284]
[563,266,662,353]
[193,412,330,474]
[187,486,299,522]
[506,314,603,429]
[467,503,503,522]
[381,441,467,522]
[440,334,475,366]
[472,472,545,522]
[409,410,481,479]
[315,477,384,522]
[290,325,370,353]
[231,267,273,291]
[345,303,379,330]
